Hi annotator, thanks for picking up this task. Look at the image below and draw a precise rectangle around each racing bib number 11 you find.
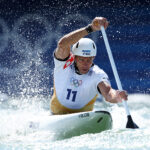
[66,89,77,102]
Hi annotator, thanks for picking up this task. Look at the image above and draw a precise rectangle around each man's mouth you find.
[81,68,89,73]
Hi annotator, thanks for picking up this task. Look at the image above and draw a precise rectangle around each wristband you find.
[85,25,93,33]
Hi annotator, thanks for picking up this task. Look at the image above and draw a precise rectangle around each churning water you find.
[0,0,149,149]
[0,93,150,150]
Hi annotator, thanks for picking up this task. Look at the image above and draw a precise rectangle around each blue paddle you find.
[101,26,139,129]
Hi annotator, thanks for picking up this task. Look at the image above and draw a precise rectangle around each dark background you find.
[0,0,150,97]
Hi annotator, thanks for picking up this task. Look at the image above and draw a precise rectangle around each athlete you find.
[50,17,128,114]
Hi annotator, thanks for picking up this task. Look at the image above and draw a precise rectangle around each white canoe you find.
[29,110,112,139]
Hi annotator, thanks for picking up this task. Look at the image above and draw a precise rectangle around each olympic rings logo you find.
[70,77,82,87]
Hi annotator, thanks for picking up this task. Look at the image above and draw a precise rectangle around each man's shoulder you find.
[90,65,110,84]
[92,65,106,74]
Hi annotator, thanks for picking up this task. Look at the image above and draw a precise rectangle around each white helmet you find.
[72,38,97,57]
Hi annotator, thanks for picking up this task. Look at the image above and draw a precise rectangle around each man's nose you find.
[83,60,90,66]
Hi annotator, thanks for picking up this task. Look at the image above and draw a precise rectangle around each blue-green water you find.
[0,94,150,150]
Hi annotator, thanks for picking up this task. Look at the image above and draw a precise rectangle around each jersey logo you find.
[63,53,74,69]
[70,77,82,87]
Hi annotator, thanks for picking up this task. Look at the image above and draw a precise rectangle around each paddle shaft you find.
[100,26,130,116]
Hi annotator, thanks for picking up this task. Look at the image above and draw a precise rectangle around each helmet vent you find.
[76,42,79,48]
[93,43,95,49]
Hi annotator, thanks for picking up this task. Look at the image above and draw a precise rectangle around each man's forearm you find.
[105,89,119,103]
[58,27,89,48]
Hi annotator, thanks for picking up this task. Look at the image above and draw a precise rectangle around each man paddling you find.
[50,17,128,114]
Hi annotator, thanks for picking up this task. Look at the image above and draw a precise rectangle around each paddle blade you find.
[126,115,139,129]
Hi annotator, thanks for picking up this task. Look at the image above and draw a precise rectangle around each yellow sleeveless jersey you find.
[50,54,110,114]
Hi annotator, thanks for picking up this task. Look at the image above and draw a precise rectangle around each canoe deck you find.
[29,110,112,139]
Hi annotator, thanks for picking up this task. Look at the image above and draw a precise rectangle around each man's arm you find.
[98,81,128,103]
[55,17,109,60]
[55,28,88,60]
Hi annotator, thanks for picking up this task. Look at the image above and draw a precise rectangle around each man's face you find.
[75,56,95,74]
